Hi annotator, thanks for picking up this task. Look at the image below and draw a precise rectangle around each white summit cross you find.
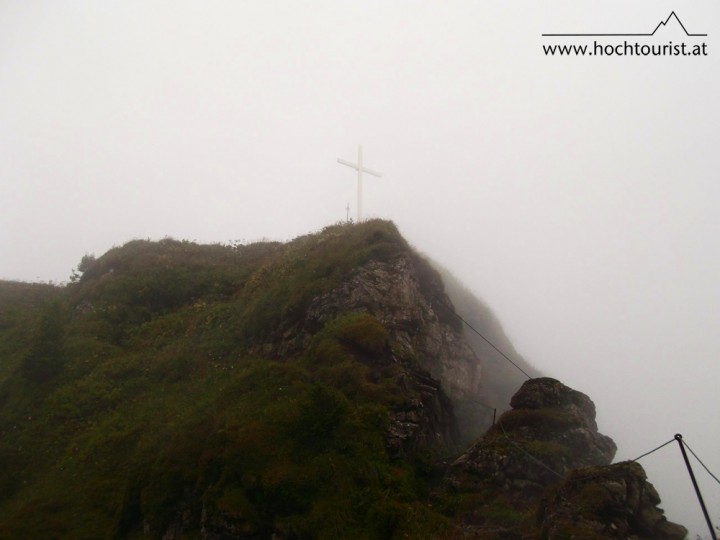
[337,145,382,222]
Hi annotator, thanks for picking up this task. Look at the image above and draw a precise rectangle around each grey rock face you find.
[447,377,617,500]
[510,377,599,430]
[305,255,482,407]
[441,378,686,538]
[385,371,458,457]
[539,461,688,540]
[257,251,486,442]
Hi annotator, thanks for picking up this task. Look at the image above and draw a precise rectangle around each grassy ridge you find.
[0,221,459,538]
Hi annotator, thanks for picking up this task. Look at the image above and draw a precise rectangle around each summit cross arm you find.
[337,145,382,222]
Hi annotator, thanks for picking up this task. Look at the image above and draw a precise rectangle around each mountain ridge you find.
[0,220,684,538]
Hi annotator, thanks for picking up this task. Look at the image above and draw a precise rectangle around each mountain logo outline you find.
[542,11,707,37]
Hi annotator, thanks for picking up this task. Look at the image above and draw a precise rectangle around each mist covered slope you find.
[432,262,541,409]
[0,220,643,539]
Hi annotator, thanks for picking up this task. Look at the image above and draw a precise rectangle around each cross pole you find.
[337,145,382,222]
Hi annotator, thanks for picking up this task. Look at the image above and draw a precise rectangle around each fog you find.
[2,1,719,535]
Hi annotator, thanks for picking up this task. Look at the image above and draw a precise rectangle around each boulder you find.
[538,461,688,540]
[447,378,617,500]
[510,377,599,430]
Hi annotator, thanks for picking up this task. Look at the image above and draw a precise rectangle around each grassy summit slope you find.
[0,222,451,538]
[0,220,538,539]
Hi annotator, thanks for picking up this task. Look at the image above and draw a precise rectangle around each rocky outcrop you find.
[509,377,600,430]
[441,378,686,538]
[538,461,688,540]
[304,255,482,409]
[304,254,488,453]
[256,250,488,447]
[447,378,616,500]
[386,370,458,456]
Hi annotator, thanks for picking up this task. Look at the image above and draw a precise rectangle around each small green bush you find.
[290,384,350,447]
[333,313,389,355]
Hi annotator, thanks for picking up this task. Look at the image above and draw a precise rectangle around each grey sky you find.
[2,1,719,534]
